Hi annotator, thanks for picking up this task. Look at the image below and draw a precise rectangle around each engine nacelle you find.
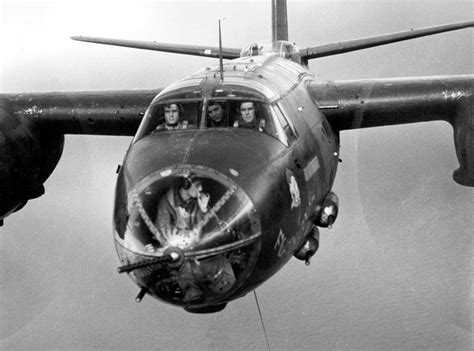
[451,95,474,187]
[0,100,64,221]
[315,191,339,228]
[294,225,319,265]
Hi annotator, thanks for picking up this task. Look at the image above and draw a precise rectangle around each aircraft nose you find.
[114,164,261,309]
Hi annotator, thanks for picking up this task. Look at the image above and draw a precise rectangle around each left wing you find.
[308,75,474,186]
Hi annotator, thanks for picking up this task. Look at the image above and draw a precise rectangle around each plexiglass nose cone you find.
[114,165,261,308]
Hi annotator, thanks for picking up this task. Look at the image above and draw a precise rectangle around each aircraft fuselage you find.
[113,53,339,312]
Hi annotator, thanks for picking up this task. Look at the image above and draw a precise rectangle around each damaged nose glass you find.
[114,165,261,306]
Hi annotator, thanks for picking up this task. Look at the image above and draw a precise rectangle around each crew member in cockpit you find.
[207,102,226,127]
[234,101,263,131]
[155,103,189,131]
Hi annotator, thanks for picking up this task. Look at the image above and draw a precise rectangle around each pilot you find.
[155,103,189,131]
[233,101,264,131]
[207,102,226,127]
[155,174,209,241]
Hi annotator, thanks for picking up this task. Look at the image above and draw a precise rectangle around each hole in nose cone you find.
[115,165,261,308]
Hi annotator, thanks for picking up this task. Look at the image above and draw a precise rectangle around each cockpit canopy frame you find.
[134,94,296,147]
[240,40,301,64]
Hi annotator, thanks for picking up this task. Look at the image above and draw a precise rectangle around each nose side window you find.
[272,104,297,145]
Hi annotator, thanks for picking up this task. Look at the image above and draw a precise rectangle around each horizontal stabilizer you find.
[71,36,242,59]
[301,20,474,61]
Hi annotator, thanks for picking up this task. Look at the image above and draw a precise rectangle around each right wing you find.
[1,89,160,136]
[0,89,160,221]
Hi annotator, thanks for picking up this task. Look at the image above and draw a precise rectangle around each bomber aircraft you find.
[1,0,473,316]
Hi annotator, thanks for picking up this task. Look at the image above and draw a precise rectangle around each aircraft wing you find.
[0,89,160,136]
[309,75,473,130]
[308,75,474,186]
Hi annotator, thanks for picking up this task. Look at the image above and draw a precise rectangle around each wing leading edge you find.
[0,89,160,136]
[308,75,474,186]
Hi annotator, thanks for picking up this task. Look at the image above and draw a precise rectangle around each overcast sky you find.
[1,1,473,350]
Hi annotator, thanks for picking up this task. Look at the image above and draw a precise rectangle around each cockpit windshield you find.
[135,98,293,146]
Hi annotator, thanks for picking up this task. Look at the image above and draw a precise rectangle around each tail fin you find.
[272,0,288,41]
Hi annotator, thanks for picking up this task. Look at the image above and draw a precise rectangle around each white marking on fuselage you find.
[274,229,287,257]
[288,175,301,209]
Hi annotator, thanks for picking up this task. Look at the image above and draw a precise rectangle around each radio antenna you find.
[218,19,225,82]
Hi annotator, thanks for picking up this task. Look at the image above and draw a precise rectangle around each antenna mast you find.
[218,19,224,83]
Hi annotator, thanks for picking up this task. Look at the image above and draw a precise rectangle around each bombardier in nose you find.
[114,161,262,312]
